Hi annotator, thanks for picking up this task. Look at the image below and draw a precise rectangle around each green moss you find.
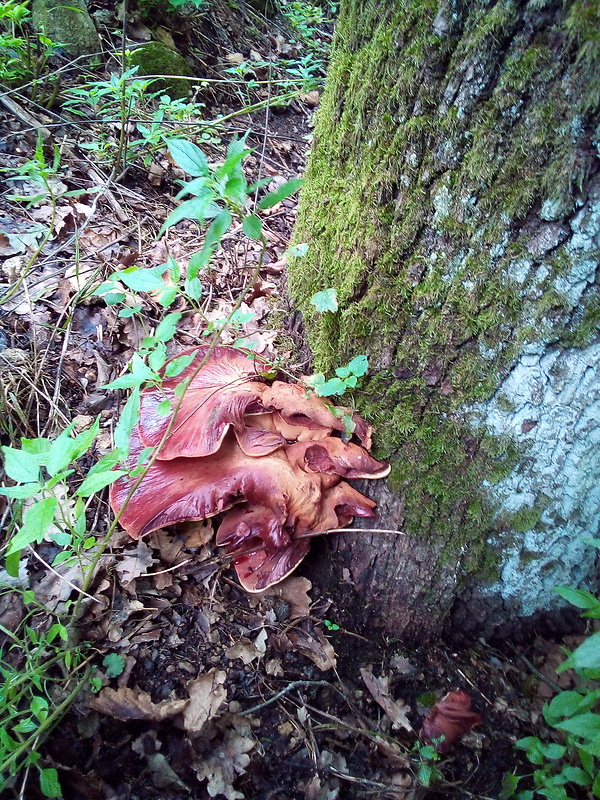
[129,41,194,100]
[288,0,599,586]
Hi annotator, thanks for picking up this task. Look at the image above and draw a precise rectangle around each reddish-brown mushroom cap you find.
[421,690,482,752]
[286,439,390,479]
[110,344,388,591]
[232,538,311,593]
[138,346,280,460]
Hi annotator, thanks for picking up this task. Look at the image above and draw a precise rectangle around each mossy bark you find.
[288,0,600,643]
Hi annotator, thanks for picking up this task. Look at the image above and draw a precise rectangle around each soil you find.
[0,2,594,799]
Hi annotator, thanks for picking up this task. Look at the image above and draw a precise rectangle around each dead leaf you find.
[182,519,214,548]
[360,667,413,732]
[286,627,337,672]
[88,687,186,721]
[193,722,254,800]
[183,669,227,736]
[253,576,312,620]
[115,540,155,585]
[226,628,268,664]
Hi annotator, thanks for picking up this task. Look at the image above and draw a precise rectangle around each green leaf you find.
[1,446,41,483]
[29,696,52,722]
[500,772,520,799]
[76,469,127,497]
[102,374,145,390]
[516,737,546,765]
[558,633,600,672]
[103,652,126,678]
[46,418,100,477]
[185,276,203,300]
[310,288,338,313]
[148,342,168,372]
[544,691,589,725]
[285,242,309,258]
[157,399,172,417]
[315,377,348,397]
[559,766,591,786]
[166,138,209,176]
[584,538,600,550]
[0,482,42,499]
[540,742,567,760]
[242,214,263,240]
[164,352,196,377]
[154,312,182,343]
[554,586,600,611]
[7,496,58,555]
[258,178,304,209]
[347,354,369,376]
[157,285,178,308]
[555,712,600,739]
[113,387,141,452]
[5,549,21,578]
[113,266,167,293]
[593,770,600,797]
[158,196,220,237]
[21,438,52,457]
[39,767,62,798]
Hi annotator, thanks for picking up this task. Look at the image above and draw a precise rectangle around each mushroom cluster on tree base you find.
[110,346,390,592]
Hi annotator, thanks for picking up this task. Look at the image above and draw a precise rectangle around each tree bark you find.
[288,0,600,643]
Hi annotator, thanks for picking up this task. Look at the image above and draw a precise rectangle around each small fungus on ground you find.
[421,690,483,752]
[110,345,390,592]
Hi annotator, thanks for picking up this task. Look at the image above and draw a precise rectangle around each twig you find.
[510,645,562,695]
[144,559,191,576]
[296,527,406,539]
[240,679,336,716]
[27,546,97,602]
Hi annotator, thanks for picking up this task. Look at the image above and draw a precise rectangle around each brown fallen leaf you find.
[183,669,227,736]
[421,690,482,752]
[88,687,186,722]
[193,720,254,800]
[226,628,268,665]
[115,540,155,586]
[250,576,312,620]
[286,627,337,672]
[360,667,413,732]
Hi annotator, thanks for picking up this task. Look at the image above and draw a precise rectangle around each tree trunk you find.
[288,0,600,643]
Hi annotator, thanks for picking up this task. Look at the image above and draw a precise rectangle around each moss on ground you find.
[288,0,600,580]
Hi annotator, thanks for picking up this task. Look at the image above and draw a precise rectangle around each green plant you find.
[0,592,90,796]
[412,741,443,787]
[0,134,304,795]
[0,0,61,104]
[503,546,600,800]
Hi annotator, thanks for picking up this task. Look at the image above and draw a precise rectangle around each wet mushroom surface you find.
[110,345,390,592]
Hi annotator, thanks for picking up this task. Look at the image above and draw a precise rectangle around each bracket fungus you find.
[110,345,390,592]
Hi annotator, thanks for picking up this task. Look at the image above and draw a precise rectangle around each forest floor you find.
[0,2,593,799]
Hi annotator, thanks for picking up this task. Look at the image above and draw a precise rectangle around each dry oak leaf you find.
[421,689,482,752]
[286,627,337,672]
[183,668,227,736]
[360,667,413,732]
[88,687,186,722]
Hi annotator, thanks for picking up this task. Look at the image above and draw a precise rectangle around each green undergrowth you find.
[288,0,600,573]
[0,126,303,795]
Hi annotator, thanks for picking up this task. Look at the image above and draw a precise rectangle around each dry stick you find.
[27,546,98,603]
[295,527,406,539]
[40,317,73,437]
[239,679,337,716]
